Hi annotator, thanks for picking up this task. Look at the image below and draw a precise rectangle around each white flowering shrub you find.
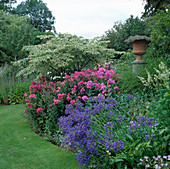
[138,62,170,89]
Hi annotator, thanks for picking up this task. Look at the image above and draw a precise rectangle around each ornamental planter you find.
[125,35,153,63]
[125,35,153,72]
[131,40,149,63]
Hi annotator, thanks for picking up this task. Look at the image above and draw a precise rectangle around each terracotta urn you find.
[125,35,153,63]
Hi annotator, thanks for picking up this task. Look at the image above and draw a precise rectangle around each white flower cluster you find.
[139,155,170,169]
[138,62,170,89]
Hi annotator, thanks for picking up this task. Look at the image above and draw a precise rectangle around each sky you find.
[15,0,146,39]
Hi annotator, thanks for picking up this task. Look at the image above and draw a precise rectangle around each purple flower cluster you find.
[104,122,115,132]
[145,133,155,141]
[129,116,158,134]
[129,121,140,134]
[105,140,124,152]
[116,115,124,123]
[127,94,134,100]
[137,116,158,127]
[58,96,123,167]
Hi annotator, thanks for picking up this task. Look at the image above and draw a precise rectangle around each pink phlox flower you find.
[66,97,72,102]
[40,77,46,82]
[37,108,43,114]
[24,92,28,97]
[102,89,106,93]
[37,85,42,89]
[25,99,29,102]
[108,78,115,84]
[49,104,52,107]
[105,71,112,78]
[82,95,89,101]
[95,83,100,88]
[74,85,77,88]
[42,94,45,97]
[98,67,106,72]
[57,87,61,90]
[32,82,36,86]
[108,88,111,92]
[70,100,75,104]
[41,84,46,88]
[76,96,82,102]
[117,81,120,84]
[29,86,32,90]
[97,74,104,79]
[53,88,57,93]
[57,94,63,100]
[73,71,80,78]
[32,84,37,89]
[25,109,28,114]
[107,83,111,88]
[66,94,72,102]
[65,75,70,79]
[86,74,91,79]
[86,81,95,89]
[81,69,86,71]
[71,88,76,93]
[114,86,119,90]
[80,87,85,93]
[53,99,61,105]
[62,93,65,96]
[100,83,107,91]
[26,102,32,107]
[77,81,84,86]
[117,92,121,95]
[29,94,37,99]
[49,82,55,87]
[98,93,104,97]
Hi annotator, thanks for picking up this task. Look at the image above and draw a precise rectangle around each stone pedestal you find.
[132,61,147,73]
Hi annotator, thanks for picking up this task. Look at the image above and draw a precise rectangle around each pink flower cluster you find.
[24,65,121,115]
[59,67,120,103]
[37,108,43,113]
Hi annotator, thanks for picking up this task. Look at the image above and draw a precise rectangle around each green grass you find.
[0,104,80,169]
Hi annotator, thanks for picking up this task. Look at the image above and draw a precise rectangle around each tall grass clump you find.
[0,64,35,104]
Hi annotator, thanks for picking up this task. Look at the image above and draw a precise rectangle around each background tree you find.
[0,10,37,65]
[14,0,55,32]
[0,0,16,12]
[142,0,169,17]
[104,15,149,51]
[146,4,170,59]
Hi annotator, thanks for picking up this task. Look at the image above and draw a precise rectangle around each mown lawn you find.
[0,104,80,169]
